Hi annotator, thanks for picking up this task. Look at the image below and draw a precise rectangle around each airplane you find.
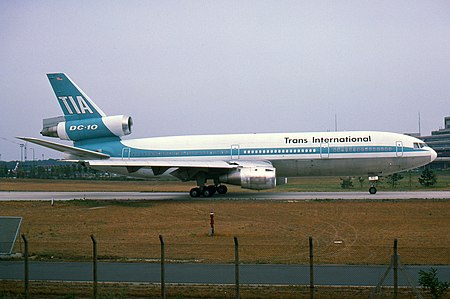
[18,73,437,197]
[8,162,19,177]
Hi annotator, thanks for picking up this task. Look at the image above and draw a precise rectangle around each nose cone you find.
[429,148,437,162]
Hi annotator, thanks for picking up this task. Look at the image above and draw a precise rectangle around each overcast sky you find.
[1,1,450,161]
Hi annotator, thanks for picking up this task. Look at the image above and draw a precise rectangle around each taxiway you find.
[0,191,450,201]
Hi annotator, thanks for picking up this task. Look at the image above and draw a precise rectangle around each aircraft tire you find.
[217,185,228,194]
[190,187,201,198]
[207,185,217,195]
[369,187,377,194]
[202,187,213,197]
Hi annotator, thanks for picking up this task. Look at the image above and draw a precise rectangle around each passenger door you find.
[231,144,240,160]
[395,141,403,157]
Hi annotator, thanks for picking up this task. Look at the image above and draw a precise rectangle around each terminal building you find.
[420,116,450,169]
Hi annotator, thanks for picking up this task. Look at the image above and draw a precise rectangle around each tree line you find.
[340,168,437,189]
[0,161,123,180]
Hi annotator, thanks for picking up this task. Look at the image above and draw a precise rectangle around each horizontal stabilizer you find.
[16,137,110,159]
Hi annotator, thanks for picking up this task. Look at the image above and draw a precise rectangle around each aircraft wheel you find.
[207,185,217,195]
[190,187,201,198]
[217,185,228,194]
[202,187,214,197]
[369,187,377,194]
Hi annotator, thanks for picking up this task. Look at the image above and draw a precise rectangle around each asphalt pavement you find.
[1,191,450,201]
[1,261,450,286]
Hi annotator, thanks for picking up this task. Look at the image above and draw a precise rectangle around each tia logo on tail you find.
[42,73,132,141]
[58,96,94,115]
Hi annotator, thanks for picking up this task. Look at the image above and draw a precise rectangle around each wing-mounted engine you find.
[219,166,277,190]
[41,115,133,141]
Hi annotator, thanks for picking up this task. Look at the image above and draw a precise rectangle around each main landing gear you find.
[190,176,228,198]
[189,185,228,198]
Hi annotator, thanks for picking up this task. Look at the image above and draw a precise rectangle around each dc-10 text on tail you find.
[19,73,437,197]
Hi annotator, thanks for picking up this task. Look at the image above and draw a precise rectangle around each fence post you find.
[309,236,314,299]
[234,236,240,299]
[393,239,398,299]
[90,234,97,299]
[159,235,166,299]
[21,234,29,299]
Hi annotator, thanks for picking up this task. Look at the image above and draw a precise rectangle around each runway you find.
[2,261,449,286]
[0,191,450,201]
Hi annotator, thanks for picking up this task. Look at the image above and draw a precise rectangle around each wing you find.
[86,159,274,181]
[87,158,227,178]
[16,137,110,159]
[86,159,237,168]
[17,136,273,181]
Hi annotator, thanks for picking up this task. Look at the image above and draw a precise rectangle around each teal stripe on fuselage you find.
[75,139,426,159]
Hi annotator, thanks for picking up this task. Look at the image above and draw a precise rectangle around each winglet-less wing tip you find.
[16,136,110,159]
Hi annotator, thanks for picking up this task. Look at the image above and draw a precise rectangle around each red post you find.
[209,212,215,236]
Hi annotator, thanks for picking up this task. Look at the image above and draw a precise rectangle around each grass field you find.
[2,198,449,296]
[0,281,425,299]
[1,178,449,298]
[0,178,449,265]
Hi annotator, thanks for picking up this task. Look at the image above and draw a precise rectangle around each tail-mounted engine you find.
[41,115,133,141]
[219,166,279,190]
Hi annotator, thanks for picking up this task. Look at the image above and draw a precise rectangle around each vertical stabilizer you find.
[47,73,106,120]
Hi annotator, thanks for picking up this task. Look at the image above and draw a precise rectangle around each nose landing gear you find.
[368,176,379,194]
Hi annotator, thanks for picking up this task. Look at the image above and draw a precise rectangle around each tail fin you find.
[43,73,132,142]
[13,162,19,173]
[47,73,106,120]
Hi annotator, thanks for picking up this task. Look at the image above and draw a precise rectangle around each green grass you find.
[277,170,450,192]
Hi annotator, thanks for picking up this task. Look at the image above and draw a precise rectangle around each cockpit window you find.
[413,142,427,149]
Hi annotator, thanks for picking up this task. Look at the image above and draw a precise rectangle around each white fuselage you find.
[90,131,436,179]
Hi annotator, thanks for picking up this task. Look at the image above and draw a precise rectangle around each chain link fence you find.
[1,235,449,298]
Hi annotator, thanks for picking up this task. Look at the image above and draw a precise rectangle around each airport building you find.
[420,116,450,169]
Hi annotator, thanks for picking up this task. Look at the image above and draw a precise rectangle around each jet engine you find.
[41,115,133,141]
[219,166,277,190]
